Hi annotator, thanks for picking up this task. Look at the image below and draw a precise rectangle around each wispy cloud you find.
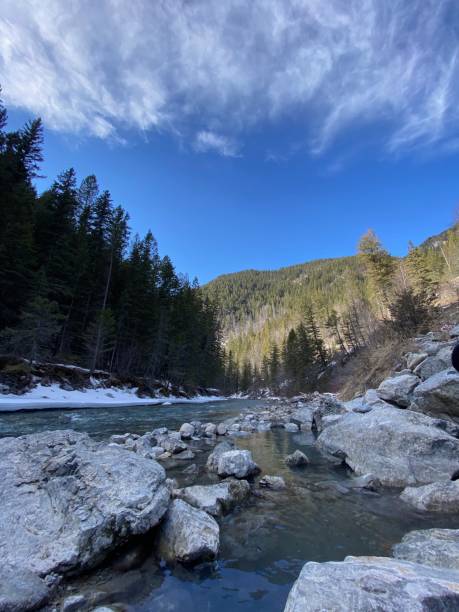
[0,0,458,156]
[194,131,240,157]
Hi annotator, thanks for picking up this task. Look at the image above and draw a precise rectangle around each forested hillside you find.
[205,222,459,393]
[0,92,222,388]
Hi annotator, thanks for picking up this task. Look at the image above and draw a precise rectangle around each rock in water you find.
[377,373,419,407]
[259,475,287,490]
[400,480,459,513]
[179,423,195,440]
[285,450,309,467]
[174,479,251,516]
[0,430,170,580]
[0,565,49,612]
[316,406,459,486]
[157,499,219,564]
[393,529,459,571]
[206,440,234,472]
[217,450,260,478]
[283,556,459,611]
[412,369,459,419]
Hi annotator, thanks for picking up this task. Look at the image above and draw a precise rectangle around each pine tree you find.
[358,229,395,311]
[304,304,328,366]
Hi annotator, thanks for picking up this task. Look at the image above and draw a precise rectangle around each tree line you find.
[0,91,222,388]
[215,223,458,394]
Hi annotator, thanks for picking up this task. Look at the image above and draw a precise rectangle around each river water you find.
[1,399,457,611]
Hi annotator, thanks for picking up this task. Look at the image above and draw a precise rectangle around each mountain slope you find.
[204,224,458,370]
[204,255,366,366]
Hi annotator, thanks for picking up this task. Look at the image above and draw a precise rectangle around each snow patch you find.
[0,383,224,412]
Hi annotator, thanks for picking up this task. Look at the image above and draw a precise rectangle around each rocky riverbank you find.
[1,326,459,611]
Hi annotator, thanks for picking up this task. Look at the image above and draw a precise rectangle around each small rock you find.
[284,423,299,432]
[174,479,250,516]
[259,475,286,490]
[62,594,87,612]
[204,423,217,437]
[206,441,234,472]
[217,450,260,479]
[179,423,194,440]
[216,423,228,435]
[285,450,309,467]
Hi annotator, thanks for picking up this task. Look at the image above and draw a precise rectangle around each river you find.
[1,399,456,611]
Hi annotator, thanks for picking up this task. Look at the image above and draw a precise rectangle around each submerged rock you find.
[0,430,170,581]
[174,479,250,516]
[259,475,287,490]
[217,449,260,479]
[285,450,309,467]
[316,406,459,486]
[400,480,459,513]
[393,529,459,571]
[157,499,219,564]
[377,373,419,407]
[283,556,459,611]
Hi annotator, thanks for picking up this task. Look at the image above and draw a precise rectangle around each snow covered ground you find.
[0,383,224,412]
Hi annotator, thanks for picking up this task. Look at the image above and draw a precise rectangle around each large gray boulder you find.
[217,450,260,479]
[290,406,314,429]
[179,423,195,440]
[394,529,459,571]
[413,347,452,380]
[400,481,459,513]
[377,373,420,407]
[283,556,459,611]
[316,406,459,486]
[412,369,459,420]
[156,499,219,564]
[406,352,428,371]
[0,430,170,580]
[174,479,250,516]
[0,565,49,612]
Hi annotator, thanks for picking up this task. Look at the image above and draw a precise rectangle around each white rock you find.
[217,450,260,479]
[377,374,420,407]
[157,499,219,564]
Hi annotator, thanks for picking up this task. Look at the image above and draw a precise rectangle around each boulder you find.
[283,556,459,612]
[285,450,309,467]
[0,565,49,612]
[217,450,260,479]
[363,388,393,410]
[413,347,452,380]
[174,479,250,516]
[206,440,234,472]
[400,480,459,513]
[62,594,87,612]
[393,529,459,571]
[259,475,287,490]
[290,406,314,429]
[157,435,188,454]
[284,422,299,432]
[406,352,428,370]
[312,396,348,433]
[316,406,459,486]
[412,369,459,419]
[179,423,194,440]
[450,324,459,338]
[377,374,419,407]
[0,430,170,580]
[157,499,219,564]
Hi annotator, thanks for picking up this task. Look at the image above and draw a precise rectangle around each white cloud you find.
[194,131,240,157]
[0,0,458,156]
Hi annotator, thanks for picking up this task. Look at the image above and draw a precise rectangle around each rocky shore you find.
[1,326,459,611]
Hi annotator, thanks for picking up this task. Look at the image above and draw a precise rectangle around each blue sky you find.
[2,1,458,283]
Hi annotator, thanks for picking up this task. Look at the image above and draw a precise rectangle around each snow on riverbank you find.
[0,383,224,412]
